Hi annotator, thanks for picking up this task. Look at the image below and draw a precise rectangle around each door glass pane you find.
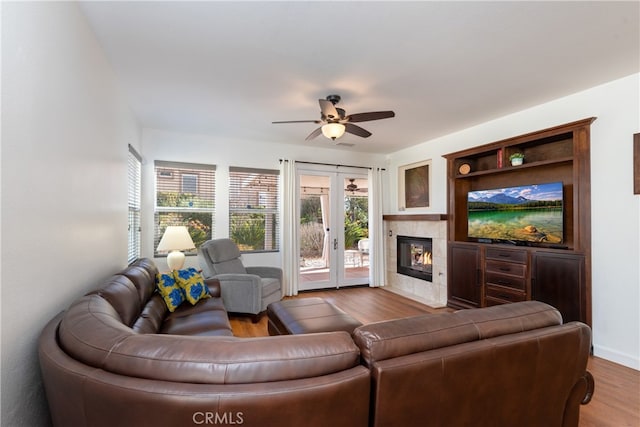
[299,175,331,285]
[343,177,369,281]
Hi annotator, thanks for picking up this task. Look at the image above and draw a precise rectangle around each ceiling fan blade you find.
[346,111,395,123]
[319,99,340,120]
[305,127,323,141]
[272,120,321,124]
[344,123,372,138]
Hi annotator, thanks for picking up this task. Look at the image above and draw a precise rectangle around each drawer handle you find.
[499,254,511,258]
[499,267,511,272]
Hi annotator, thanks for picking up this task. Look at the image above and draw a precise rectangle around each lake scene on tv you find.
[468,182,564,244]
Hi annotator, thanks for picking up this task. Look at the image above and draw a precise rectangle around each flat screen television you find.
[467,181,564,245]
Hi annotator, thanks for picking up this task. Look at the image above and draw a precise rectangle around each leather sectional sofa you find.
[39,258,593,427]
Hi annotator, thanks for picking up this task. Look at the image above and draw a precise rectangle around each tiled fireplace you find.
[383,215,447,308]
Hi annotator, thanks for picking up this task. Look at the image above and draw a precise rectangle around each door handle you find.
[334,238,338,250]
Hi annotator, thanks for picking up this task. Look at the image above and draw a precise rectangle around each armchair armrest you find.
[213,273,263,314]
[245,266,282,281]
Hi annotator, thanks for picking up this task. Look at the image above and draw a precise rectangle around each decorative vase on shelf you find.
[509,153,525,166]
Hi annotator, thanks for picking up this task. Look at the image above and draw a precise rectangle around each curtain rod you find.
[279,159,385,171]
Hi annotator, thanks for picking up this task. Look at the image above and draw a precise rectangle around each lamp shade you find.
[157,226,196,251]
[156,226,196,270]
[321,123,346,140]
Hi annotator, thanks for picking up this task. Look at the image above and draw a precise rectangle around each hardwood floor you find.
[229,287,640,427]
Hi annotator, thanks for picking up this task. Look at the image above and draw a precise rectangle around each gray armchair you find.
[198,239,282,320]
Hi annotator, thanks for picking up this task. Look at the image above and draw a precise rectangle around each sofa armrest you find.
[245,266,282,281]
[204,278,222,298]
[581,371,595,404]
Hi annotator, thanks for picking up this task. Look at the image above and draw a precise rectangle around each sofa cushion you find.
[121,265,155,305]
[161,310,234,336]
[131,258,159,280]
[162,296,232,336]
[354,313,479,367]
[354,301,563,367]
[174,268,211,305]
[132,294,168,334]
[454,300,563,339]
[156,272,186,312]
[88,275,141,327]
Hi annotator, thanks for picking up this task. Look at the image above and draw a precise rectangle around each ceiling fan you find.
[346,179,367,194]
[272,94,395,142]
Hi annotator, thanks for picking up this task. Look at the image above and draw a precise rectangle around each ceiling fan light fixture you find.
[321,123,346,140]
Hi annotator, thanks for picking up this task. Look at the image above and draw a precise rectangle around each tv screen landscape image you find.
[467,182,564,244]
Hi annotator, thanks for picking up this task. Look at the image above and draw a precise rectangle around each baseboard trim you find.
[593,344,640,371]
[381,286,447,309]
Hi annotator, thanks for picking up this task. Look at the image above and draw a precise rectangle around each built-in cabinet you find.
[444,118,594,326]
[531,251,586,324]
[448,243,482,308]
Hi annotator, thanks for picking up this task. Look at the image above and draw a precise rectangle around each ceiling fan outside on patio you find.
[272,94,395,142]
[346,179,367,194]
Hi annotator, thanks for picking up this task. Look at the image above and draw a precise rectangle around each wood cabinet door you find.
[531,251,586,324]
[448,243,482,309]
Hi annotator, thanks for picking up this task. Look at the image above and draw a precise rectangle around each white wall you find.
[1,3,140,425]
[384,73,640,370]
[141,128,387,271]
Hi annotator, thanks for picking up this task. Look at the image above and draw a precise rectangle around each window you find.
[182,173,198,193]
[127,145,142,264]
[229,167,280,252]
[154,161,216,256]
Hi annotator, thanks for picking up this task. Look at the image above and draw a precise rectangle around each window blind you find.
[128,145,142,264]
[229,167,280,252]
[154,161,216,255]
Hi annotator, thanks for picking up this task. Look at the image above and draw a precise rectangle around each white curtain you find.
[368,167,386,287]
[280,159,299,296]
[320,194,330,267]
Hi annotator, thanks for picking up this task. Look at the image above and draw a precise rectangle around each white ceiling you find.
[79,1,639,154]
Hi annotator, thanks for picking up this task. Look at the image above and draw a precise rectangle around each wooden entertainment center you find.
[443,118,595,326]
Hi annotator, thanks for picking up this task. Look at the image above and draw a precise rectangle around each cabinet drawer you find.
[485,260,526,277]
[485,285,527,303]
[486,248,527,264]
[485,272,526,290]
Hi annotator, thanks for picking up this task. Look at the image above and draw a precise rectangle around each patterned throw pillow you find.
[155,272,186,312]
[173,268,211,305]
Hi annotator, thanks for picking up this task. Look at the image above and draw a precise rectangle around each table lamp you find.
[156,226,196,270]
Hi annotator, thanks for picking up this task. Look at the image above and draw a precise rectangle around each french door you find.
[297,165,369,290]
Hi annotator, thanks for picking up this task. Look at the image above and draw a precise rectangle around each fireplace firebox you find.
[397,235,433,282]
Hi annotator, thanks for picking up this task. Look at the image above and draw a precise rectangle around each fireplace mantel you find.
[383,214,448,221]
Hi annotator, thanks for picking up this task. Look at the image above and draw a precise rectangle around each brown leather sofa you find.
[38,259,370,427]
[39,258,593,427]
[354,301,594,427]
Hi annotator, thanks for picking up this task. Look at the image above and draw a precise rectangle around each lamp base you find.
[166,250,186,271]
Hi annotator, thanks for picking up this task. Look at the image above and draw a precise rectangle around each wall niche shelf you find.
[443,117,595,326]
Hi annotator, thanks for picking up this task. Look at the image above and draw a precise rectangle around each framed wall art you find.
[398,159,431,210]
